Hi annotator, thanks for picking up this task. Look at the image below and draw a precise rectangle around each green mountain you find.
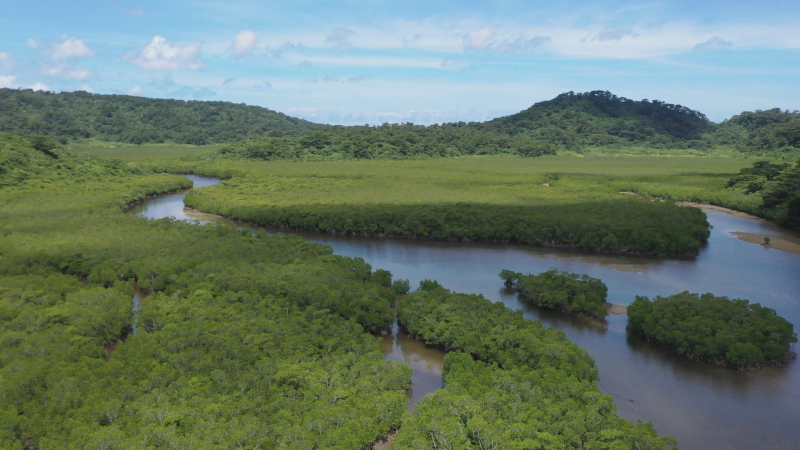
[0,88,320,145]
[479,90,713,148]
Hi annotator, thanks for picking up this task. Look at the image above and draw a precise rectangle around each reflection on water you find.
[131,176,800,450]
[131,284,148,335]
[381,322,445,410]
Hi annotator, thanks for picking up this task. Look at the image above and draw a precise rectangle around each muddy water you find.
[132,176,800,450]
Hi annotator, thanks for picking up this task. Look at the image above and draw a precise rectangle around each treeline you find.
[0,88,318,145]
[718,108,800,153]
[184,185,712,255]
[627,292,797,369]
[726,160,800,229]
[218,123,558,160]
[6,88,800,157]
[0,132,158,188]
[392,283,677,449]
[500,269,609,320]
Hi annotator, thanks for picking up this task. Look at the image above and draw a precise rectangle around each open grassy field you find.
[71,143,222,161]
[176,155,753,255]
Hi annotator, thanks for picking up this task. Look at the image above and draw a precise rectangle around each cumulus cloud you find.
[0,75,18,88]
[252,81,272,89]
[128,86,146,96]
[222,77,237,86]
[463,26,549,55]
[122,7,147,18]
[231,30,258,57]
[25,39,40,48]
[41,63,93,80]
[694,37,733,51]
[130,36,206,70]
[28,82,50,91]
[0,52,13,62]
[590,26,638,42]
[326,28,355,51]
[52,36,95,60]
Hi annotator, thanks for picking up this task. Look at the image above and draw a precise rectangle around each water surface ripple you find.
[132,175,800,450]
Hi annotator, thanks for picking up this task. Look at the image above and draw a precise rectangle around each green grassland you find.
[177,156,752,255]
[71,143,221,161]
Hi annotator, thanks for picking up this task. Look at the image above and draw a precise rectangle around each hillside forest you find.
[2,88,800,159]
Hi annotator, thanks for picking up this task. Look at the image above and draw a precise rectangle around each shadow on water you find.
[129,175,800,450]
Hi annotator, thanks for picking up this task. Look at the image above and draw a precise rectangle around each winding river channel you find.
[127,175,800,450]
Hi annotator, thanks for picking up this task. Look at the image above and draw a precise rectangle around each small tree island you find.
[500,269,609,321]
[627,292,797,370]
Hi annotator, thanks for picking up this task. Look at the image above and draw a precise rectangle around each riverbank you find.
[676,201,800,255]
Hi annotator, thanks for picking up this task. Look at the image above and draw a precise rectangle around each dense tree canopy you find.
[719,108,800,153]
[726,160,800,229]
[393,283,677,449]
[627,292,797,369]
[0,89,318,145]
[501,269,609,320]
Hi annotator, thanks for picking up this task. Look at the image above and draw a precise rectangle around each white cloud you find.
[52,36,95,60]
[326,28,355,51]
[462,26,549,55]
[0,52,13,62]
[590,26,638,42]
[41,63,93,80]
[463,26,496,51]
[130,36,206,71]
[128,86,146,96]
[231,30,258,57]
[25,39,40,48]
[28,82,50,91]
[253,81,272,89]
[694,37,733,51]
[0,75,18,88]
[77,83,94,93]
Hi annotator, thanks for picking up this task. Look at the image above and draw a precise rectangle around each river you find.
[128,175,800,450]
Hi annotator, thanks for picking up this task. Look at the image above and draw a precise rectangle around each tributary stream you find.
[128,175,800,450]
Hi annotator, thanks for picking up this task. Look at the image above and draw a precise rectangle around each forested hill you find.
[0,88,320,145]
[716,108,800,153]
[479,90,713,148]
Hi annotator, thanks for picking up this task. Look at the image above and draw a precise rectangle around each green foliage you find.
[394,286,677,449]
[0,148,414,448]
[218,121,558,161]
[0,88,318,145]
[722,160,800,229]
[180,158,713,256]
[511,269,609,320]
[720,108,800,153]
[484,90,712,148]
[627,292,797,369]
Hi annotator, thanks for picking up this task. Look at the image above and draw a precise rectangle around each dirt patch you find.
[674,201,761,220]
[605,303,628,315]
[619,191,641,196]
[729,232,800,255]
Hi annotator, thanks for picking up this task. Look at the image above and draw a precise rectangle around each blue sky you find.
[1,0,799,124]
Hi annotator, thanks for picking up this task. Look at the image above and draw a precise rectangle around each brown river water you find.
[127,175,800,450]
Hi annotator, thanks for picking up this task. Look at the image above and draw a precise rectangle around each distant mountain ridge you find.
[1,88,798,155]
[0,89,320,145]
